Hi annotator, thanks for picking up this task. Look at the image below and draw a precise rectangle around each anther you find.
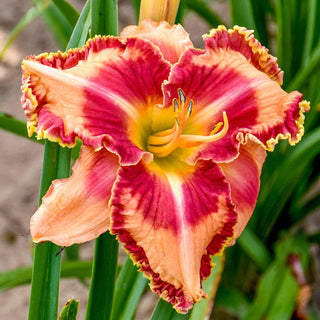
[173,99,179,112]
[178,88,186,105]
[187,101,193,116]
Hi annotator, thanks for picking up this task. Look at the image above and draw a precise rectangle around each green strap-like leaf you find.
[0,260,93,292]
[85,232,119,320]
[255,127,320,239]
[0,3,48,61]
[0,113,43,143]
[66,0,91,50]
[32,0,74,48]
[230,0,258,35]
[301,0,317,66]
[112,258,142,320]
[52,0,79,26]
[237,228,272,271]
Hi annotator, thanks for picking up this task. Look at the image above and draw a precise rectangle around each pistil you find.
[147,89,229,158]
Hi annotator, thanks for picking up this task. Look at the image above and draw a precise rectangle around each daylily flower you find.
[21,21,309,312]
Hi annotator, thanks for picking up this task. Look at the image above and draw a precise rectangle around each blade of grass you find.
[32,0,75,48]
[66,0,91,49]
[0,3,49,61]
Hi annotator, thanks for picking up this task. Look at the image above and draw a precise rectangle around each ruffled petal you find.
[31,146,119,246]
[22,36,171,164]
[111,160,236,312]
[163,26,309,164]
[120,20,193,64]
[219,138,266,240]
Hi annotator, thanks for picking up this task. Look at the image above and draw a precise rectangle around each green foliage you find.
[1,0,319,319]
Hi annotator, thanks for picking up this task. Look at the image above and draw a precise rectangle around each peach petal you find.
[22,36,171,165]
[111,160,236,312]
[31,146,119,246]
[120,20,193,64]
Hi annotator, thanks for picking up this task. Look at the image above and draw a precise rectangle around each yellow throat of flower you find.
[147,89,229,158]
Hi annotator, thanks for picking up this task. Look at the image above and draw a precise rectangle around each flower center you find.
[147,89,229,158]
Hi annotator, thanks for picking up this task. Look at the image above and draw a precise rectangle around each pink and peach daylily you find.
[21,21,309,312]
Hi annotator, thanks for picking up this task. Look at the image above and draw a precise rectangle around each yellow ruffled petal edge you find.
[204,25,284,85]
[237,100,310,152]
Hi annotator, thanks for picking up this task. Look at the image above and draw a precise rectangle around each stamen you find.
[178,88,186,105]
[187,101,193,116]
[147,89,229,158]
[173,98,179,112]
[178,112,229,148]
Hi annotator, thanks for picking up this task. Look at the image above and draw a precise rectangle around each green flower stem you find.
[85,232,119,320]
[28,141,62,320]
[27,2,92,317]
[28,144,71,320]
[85,1,119,320]
[90,0,118,37]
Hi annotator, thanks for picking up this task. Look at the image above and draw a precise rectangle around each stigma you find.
[147,89,229,158]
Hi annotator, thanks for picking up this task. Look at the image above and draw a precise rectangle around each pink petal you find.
[120,20,193,64]
[31,146,118,246]
[162,26,309,164]
[21,36,171,164]
[219,138,267,240]
[111,160,236,312]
